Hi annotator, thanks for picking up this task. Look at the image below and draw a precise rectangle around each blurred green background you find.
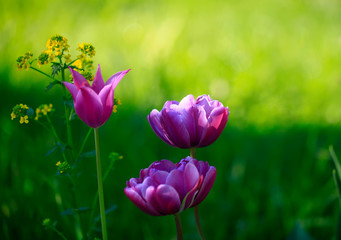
[1,0,341,239]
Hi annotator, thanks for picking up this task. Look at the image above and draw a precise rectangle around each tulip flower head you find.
[124,157,216,216]
[148,94,229,148]
[64,65,130,128]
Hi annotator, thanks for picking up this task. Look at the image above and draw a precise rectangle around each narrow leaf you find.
[333,170,341,207]
[45,80,61,91]
[330,146,341,180]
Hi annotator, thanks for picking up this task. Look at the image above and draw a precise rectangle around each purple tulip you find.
[63,65,130,128]
[147,94,229,148]
[124,156,216,216]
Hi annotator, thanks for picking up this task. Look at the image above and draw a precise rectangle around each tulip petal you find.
[151,170,168,184]
[176,95,197,145]
[145,186,163,214]
[194,105,208,146]
[63,82,79,101]
[160,108,191,148]
[135,177,155,200]
[199,107,228,147]
[69,67,90,88]
[98,84,115,124]
[155,184,181,215]
[184,162,200,192]
[91,65,105,94]
[124,187,159,216]
[196,95,212,117]
[147,110,174,147]
[75,87,104,128]
[178,94,195,109]
[166,169,185,200]
[192,166,217,207]
[163,100,179,109]
[150,160,176,173]
[183,162,200,208]
[106,69,131,89]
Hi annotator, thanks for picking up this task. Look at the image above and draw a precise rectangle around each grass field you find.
[1,0,341,239]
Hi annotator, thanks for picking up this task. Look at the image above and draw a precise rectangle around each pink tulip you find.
[148,94,229,148]
[124,157,217,216]
[63,65,130,128]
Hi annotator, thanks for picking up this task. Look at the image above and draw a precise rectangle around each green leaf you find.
[51,62,62,77]
[333,170,341,207]
[45,80,61,91]
[330,146,341,180]
[80,151,96,158]
[61,207,89,216]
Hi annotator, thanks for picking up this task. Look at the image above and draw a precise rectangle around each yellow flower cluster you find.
[16,52,33,71]
[37,51,50,66]
[36,34,71,67]
[35,104,53,120]
[56,160,70,174]
[113,98,121,113]
[11,104,31,124]
[46,34,70,58]
[77,43,96,58]
[72,43,96,81]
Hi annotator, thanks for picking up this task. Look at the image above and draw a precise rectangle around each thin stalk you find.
[88,155,117,230]
[76,128,92,160]
[39,117,67,162]
[190,148,195,158]
[194,206,206,240]
[94,128,108,240]
[46,115,63,144]
[174,213,183,240]
[67,175,84,240]
[62,67,73,152]
[46,224,68,240]
[190,147,206,240]
[30,66,59,82]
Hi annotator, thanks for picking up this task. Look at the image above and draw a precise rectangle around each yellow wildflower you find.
[19,115,29,124]
[37,51,50,66]
[16,52,33,71]
[35,104,53,120]
[72,59,82,69]
[45,34,70,59]
[64,54,71,63]
[113,98,121,113]
[77,43,95,58]
[56,161,70,174]
[11,103,32,124]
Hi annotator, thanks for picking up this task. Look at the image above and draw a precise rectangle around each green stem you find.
[88,153,117,230]
[46,115,63,144]
[190,148,206,240]
[76,128,92,160]
[94,128,108,240]
[194,206,206,240]
[190,148,195,158]
[29,66,59,82]
[67,176,84,240]
[62,68,73,154]
[37,118,67,162]
[47,225,68,240]
[174,213,183,240]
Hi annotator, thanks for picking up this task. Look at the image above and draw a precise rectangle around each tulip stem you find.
[174,213,183,240]
[190,148,196,158]
[62,72,74,153]
[190,148,206,240]
[94,128,108,240]
[194,206,206,240]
